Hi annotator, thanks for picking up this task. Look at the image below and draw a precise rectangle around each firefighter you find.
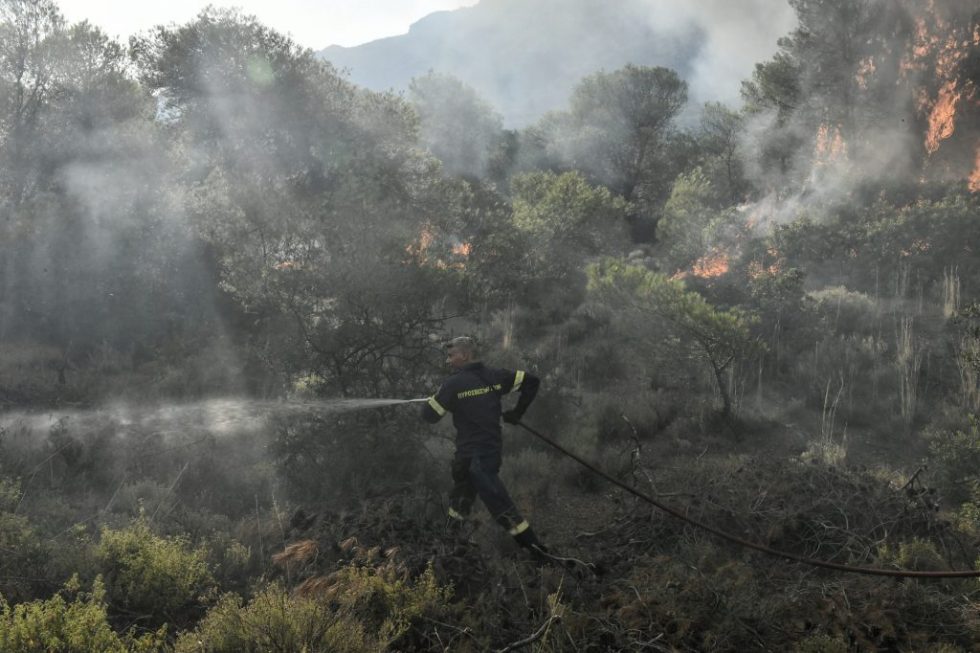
[421,336,548,559]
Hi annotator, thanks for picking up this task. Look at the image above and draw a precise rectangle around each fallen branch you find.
[496,614,562,653]
[901,467,926,491]
[422,616,476,649]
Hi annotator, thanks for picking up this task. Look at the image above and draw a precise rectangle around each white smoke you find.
[321,0,800,127]
[639,0,798,108]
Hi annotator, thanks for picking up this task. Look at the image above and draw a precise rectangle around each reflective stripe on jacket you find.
[422,362,539,457]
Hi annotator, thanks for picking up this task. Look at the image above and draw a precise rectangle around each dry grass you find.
[272,539,319,567]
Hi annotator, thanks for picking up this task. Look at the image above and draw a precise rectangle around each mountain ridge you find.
[318,0,727,126]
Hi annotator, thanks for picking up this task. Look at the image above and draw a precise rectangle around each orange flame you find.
[855,57,876,90]
[814,123,847,164]
[914,87,931,113]
[746,261,765,280]
[901,239,931,258]
[747,246,784,280]
[924,80,962,154]
[406,224,435,262]
[935,35,967,80]
[407,225,470,269]
[691,249,730,279]
[901,17,933,78]
[909,2,975,158]
[913,17,932,61]
[969,143,980,193]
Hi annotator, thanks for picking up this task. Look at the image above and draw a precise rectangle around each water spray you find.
[0,397,432,440]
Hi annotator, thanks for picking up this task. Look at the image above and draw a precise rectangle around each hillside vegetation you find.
[1,0,980,650]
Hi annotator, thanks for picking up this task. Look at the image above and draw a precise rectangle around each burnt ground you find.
[267,438,980,652]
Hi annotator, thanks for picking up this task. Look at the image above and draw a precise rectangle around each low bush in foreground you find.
[0,576,165,652]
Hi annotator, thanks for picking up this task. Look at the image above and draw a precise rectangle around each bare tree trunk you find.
[896,315,921,428]
[713,362,732,419]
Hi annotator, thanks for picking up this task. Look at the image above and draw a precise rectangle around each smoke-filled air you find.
[1,0,980,650]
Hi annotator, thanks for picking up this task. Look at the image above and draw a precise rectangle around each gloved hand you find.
[502,409,523,424]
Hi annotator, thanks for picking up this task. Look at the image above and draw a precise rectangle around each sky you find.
[55,0,480,49]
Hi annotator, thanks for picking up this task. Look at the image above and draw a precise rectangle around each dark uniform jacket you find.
[422,362,539,458]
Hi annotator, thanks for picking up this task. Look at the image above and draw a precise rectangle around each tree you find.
[408,71,504,180]
[656,168,740,272]
[0,5,225,396]
[740,49,806,186]
[738,0,980,191]
[132,9,465,398]
[588,258,758,418]
[741,51,801,121]
[509,171,630,322]
[787,0,879,129]
[517,64,689,225]
[512,171,629,271]
[696,102,749,204]
[0,0,65,203]
[563,65,688,205]
[740,0,880,187]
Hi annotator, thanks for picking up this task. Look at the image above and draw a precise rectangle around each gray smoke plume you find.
[637,0,797,113]
[321,0,798,128]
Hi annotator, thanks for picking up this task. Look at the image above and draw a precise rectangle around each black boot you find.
[513,526,551,562]
[445,506,470,539]
[515,526,600,574]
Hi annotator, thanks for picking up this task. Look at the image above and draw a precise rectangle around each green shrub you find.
[955,489,980,535]
[793,633,849,653]
[0,479,50,603]
[922,645,968,653]
[173,586,359,653]
[175,563,450,653]
[926,416,980,504]
[807,286,876,337]
[271,412,429,506]
[111,481,178,518]
[0,576,165,652]
[878,538,946,572]
[0,478,20,512]
[97,515,215,625]
[202,533,255,594]
[800,439,847,466]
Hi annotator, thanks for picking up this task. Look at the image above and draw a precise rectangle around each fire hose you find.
[514,421,980,579]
